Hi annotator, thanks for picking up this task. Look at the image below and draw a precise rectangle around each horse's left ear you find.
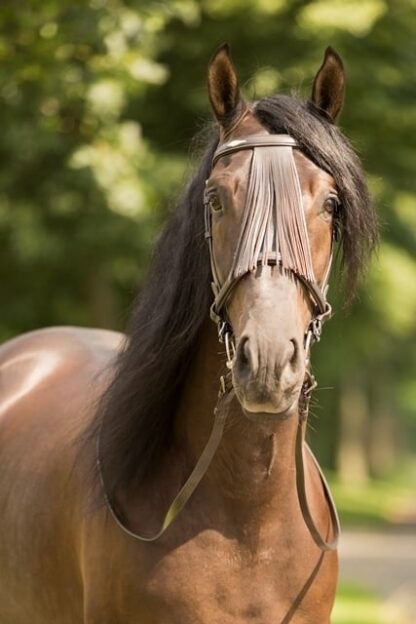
[311,47,346,123]
[208,43,245,128]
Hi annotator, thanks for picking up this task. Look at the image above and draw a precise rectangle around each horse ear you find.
[208,43,244,127]
[311,47,346,123]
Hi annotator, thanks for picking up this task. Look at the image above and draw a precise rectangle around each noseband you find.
[99,133,340,551]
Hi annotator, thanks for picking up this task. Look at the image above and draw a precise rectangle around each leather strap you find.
[295,418,340,551]
[100,382,340,551]
[98,377,235,542]
[212,134,297,166]
[100,380,339,551]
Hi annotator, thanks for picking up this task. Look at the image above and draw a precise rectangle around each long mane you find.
[86,95,377,500]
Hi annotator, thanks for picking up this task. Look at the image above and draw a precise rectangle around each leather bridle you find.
[204,134,333,369]
[99,133,340,551]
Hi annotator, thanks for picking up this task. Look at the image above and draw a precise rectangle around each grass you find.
[332,583,383,624]
[327,473,415,528]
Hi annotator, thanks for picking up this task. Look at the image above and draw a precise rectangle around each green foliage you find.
[334,581,412,624]
[329,471,416,527]
[0,1,190,336]
[333,583,382,624]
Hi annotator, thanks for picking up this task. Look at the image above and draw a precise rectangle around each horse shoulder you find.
[0,325,123,422]
[0,326,125,623]
[0,324,123,521]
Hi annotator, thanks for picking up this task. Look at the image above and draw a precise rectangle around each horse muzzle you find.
[232,330,305,419]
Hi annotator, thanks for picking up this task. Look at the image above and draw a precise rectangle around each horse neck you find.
[175,318,301,527]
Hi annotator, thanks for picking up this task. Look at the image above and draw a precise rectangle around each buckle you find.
[311,317,323,342]
[218,373,233,398]
[210,302,221,325]
[299,372,318,419]
[224,331,236,369]
[217,319,228,342]
[304,301,332,357]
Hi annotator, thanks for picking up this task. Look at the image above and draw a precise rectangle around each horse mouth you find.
[239,394,299,422]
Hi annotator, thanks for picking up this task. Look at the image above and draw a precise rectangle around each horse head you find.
[205,45,345,419]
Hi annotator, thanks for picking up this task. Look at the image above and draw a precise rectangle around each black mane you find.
[87,94,377,500]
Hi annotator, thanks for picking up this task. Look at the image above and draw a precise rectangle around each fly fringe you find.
[232,146,315,283]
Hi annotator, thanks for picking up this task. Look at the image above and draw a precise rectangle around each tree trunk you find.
[337,373,370,485]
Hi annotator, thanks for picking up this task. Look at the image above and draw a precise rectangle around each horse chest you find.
[116,530,334,624]
[148,541,275,621]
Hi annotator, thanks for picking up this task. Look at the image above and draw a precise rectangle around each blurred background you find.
[0,1,415,622]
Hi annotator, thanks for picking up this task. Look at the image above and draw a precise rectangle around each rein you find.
[98,133,340,551]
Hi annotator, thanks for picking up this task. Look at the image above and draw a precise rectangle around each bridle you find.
[204,134,333,374]
[99,133,340,552]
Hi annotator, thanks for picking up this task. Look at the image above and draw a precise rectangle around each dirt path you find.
[339,529,416,622]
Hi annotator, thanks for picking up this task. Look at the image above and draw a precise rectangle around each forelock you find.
[253,95,378,296]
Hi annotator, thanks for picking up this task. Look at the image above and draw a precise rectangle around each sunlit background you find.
[0,1,415,622]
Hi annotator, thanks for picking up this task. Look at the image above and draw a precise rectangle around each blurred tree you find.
[0,1,193,336]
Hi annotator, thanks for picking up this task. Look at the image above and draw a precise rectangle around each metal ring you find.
[224,331,236,369]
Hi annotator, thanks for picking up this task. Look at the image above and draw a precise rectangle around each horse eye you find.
[323,196,338,218]
[209,195,223,214]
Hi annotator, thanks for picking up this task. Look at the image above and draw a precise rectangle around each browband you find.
[212,134,297,166]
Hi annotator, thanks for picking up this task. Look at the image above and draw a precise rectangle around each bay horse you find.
[0,45,377,623]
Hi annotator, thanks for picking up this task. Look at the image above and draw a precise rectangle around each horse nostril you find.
[289,338,298,368]
[236,336,252,378]
[242,337,250,365]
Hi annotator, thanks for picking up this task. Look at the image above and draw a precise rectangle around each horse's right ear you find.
[208,43,244,128]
